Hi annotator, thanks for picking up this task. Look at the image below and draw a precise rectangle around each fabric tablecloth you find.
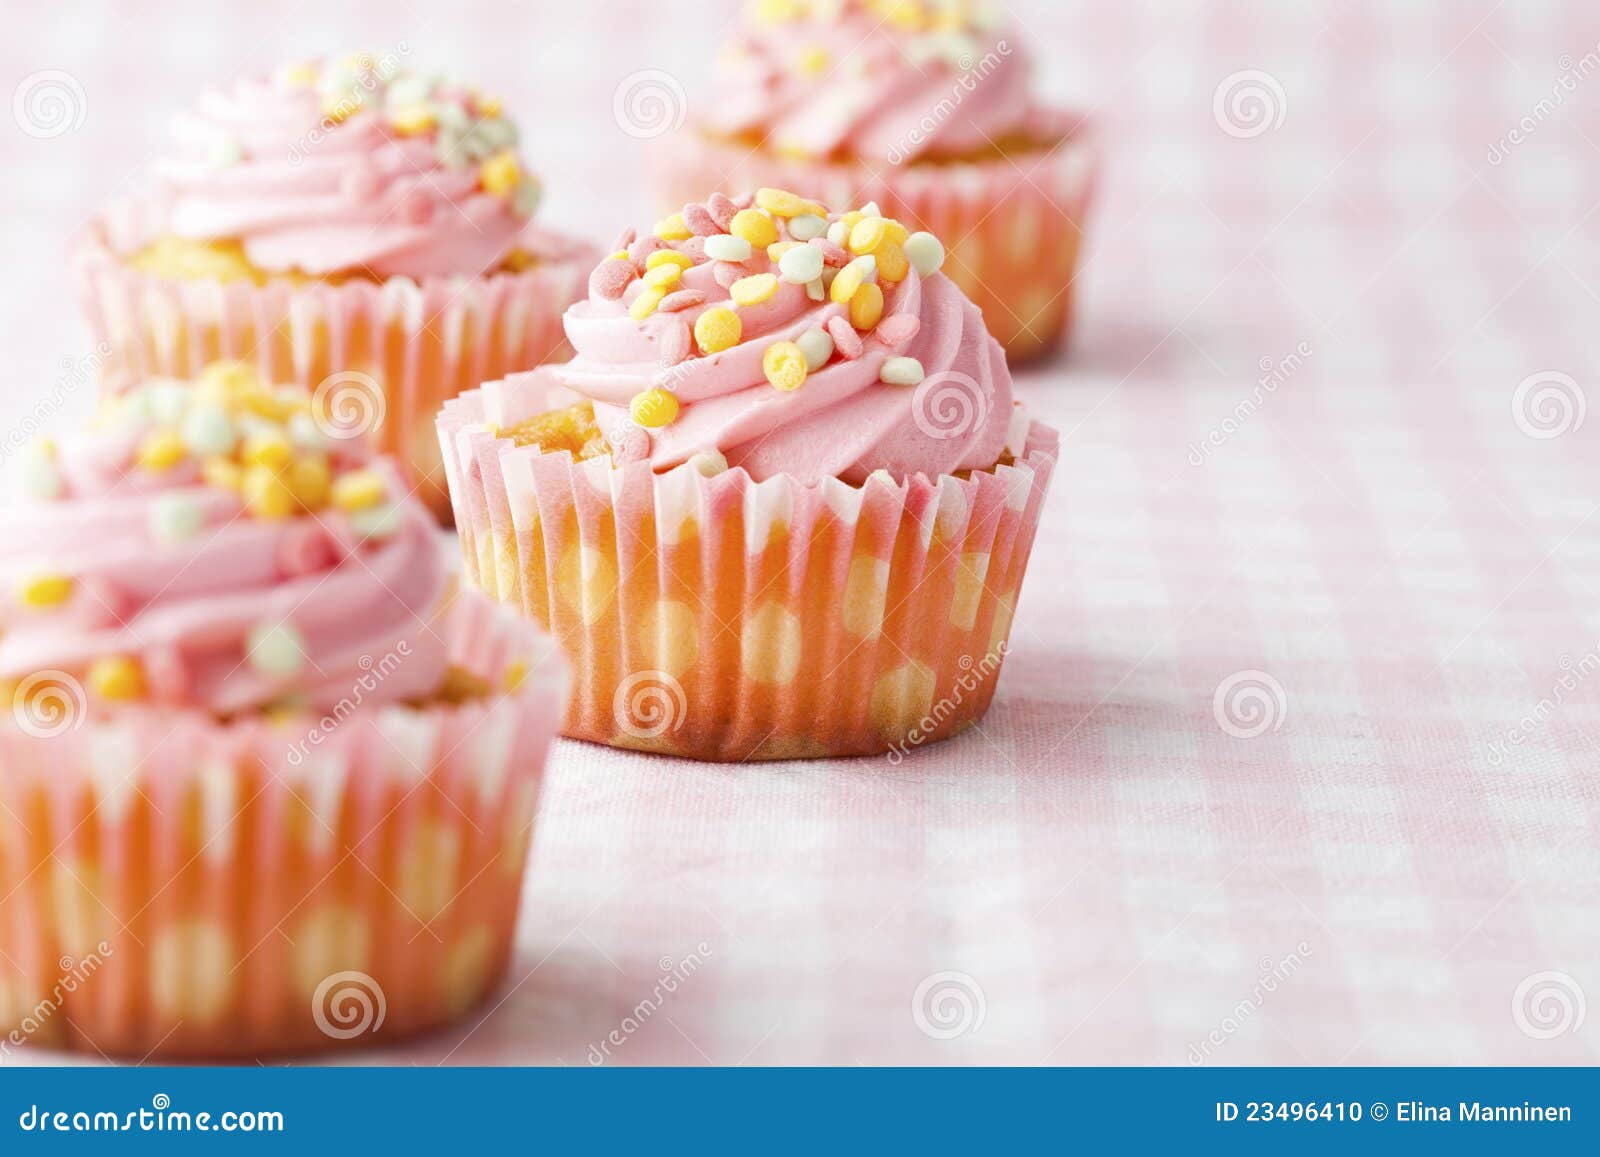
[2,0,1597,1064]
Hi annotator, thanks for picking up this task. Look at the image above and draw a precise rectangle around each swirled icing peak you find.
[145,51,544,279]
[0,362,456,716]
[504,189,1022,485]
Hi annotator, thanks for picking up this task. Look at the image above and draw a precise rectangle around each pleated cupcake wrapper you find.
[438,373,1059,762]
[655,118,1099,361]
[71,198,597,518]
[0,591,569,1059]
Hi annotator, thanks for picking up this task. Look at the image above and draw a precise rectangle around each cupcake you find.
[439,189,1057,761]
[655,0,1097,361]
[73,50,597,518]
[0,368,567,1058]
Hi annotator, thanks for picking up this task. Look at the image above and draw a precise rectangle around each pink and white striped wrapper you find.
[437,370,1058,762]
[654,116,1098,361]
[70,198,598,518]
[0,589,569,1059]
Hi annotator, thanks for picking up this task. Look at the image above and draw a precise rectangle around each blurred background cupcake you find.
[0,368,568,1057]
[440,189,1056,761]
[72,51,597,517]
[654,0,1097,362]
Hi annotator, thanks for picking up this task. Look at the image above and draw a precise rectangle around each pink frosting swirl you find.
[554,191,1016,484]
[148,53,544,279]
[697,1,1044,163]
[0,377,451,716]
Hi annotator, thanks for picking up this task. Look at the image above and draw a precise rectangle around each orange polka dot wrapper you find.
[0,590,568,1059]
[71,199,596,520]
[654,118,1099,363]
[438,371,1058,762]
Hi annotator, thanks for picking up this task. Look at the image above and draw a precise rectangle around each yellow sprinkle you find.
[730,208,778,249]
[646,250,694,272]
[330,469,386,512]
[767,241,801,261]
[243,464,297,521]
[282,63,317,88]
[199,360,261,393]
[503,658,528,692]
[390,104,436,136]
[323,99,361,125]
[883,0,926,31]
[18,573,73,609]
[829,260,866,305]
[241,433,292,471]
[797,44,830,76]
[755,188,824,218]
[480,151,521,198]
[288,456,332,510]
[876,240,909,282]
[136,429,187,472]
[89,656,145,701]
[202,457,242,491]
[475,93,503,118]
[608,249,631,261]
[840,210,865,231]
[629,388,680,428]
[693,306,743,354]
[882,219,910,245]
[730,273,779,306]
[654,212,692,241]
[849,281,885,331]
[643,262,682,289]
[849,217,888,255]
[762,341,808,392]
[629,286,667,320]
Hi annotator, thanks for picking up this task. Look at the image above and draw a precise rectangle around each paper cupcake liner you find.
[71,199,597,519]
[0,590,568,1059]
[655,117,1098,362]
[438,372,1058,762]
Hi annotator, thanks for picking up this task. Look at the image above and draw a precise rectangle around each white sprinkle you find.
[787,213,827,241]
[349,504,402,540]
[687,450,728,477]
[246,621,308,678]
[181,404,236,457]
[778,244,824,285]
[146,382,190,425]
[880,356,925,386]
[859,201,882,218]
[796,327,834,371]
[847,253,878,283]
[18,446,61,500]
[208,136,244,170]
[512,176,542,217]
[704,234,752,262]
[904,231,945,276]
[287,411,329,452]
[149,492,205,544]
[806,277,825,302]
[826,220,849,247]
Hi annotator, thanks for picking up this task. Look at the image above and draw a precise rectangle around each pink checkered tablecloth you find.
[2,0,1598,1065]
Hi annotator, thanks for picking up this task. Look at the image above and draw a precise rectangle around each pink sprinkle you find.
[811,238,848,267]
[143,646,190,705]
[658,319,692,365]
[589,258,638,301]
[874,315,921,347]
[608,422,650,465]
[277,524,336,577]
[730,191,755,209]
[628,236,666,264]
[658,289,707,313]
[827,315,864,359]
[682,202,720,236]
[611,226,637,252]
[678,236,707,261]
[712,261,744,289]
[708,193,737,230]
